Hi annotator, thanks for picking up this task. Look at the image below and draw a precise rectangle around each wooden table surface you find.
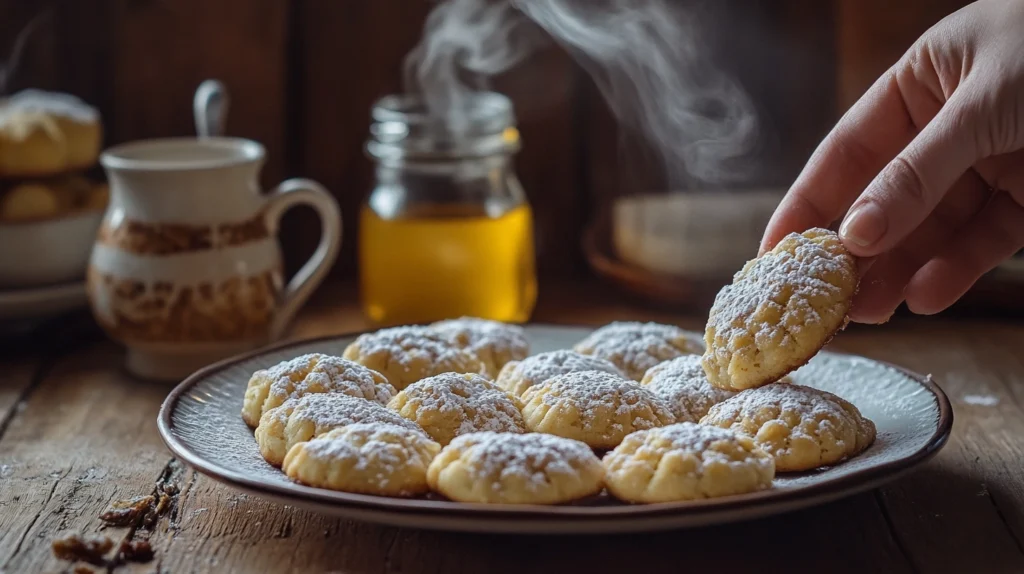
[1,281,1023,574]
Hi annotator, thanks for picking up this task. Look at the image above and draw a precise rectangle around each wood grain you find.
[2,283,1024,573]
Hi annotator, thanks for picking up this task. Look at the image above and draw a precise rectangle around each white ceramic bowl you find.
[0,209,104,288]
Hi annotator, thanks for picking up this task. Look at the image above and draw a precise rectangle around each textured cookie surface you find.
[573,322,703,381]
[603,422,775,503]
[495,349,626,398]
[241,354,395,427]
[641,355,737,423]
[700,383,875,472]
[342,326,485,390]
[388,373,526,446]
[282,423,440,497]
[430,317,529,377]
[702,228,857,391]
[255,393,425,466]
[427,432,604,504]
[520,370,674,449]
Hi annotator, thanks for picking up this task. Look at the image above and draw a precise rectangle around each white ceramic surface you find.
[159,325,952,534]
[0,209,103,288]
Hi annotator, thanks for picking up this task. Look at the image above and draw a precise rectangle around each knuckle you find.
[881,155,932,206]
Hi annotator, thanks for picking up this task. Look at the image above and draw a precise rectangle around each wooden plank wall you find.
[1,0,969,279]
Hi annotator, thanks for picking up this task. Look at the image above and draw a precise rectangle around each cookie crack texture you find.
[702,228,857,391]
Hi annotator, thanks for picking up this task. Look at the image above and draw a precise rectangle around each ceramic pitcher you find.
[87,137,341,380]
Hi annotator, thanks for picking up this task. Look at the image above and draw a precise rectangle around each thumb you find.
[837,93,982,257]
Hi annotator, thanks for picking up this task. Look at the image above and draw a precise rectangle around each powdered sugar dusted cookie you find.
[702,228,858,391]
[387,372,526,446]
[520,370,675,449]
[430,317,529,377]
[342,326,486,390]
[495,349,626,398]
[241,354,396,427]
[573,322,703,381]
[255,393,425,466]
[603,422,774,503]
[283,423,440,497]
[641,355,737,423]
[700,383,875,472]
[427,432,604,504]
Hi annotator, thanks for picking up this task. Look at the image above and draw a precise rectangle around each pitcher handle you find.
[264,178,342,340]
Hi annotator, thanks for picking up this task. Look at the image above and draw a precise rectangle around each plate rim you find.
[157,323,954,522]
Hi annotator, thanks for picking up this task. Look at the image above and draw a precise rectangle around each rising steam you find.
[405,0,760,186]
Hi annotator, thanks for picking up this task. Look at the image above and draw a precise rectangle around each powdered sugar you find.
[267,393,423,436]
[705,383,856,423]
[1,89,99,122]
[444,432,600,492]
[644,355,735,422]
[431,317,529,362]
[640,422,746,455]
[392,373,525,442]
[703,228,857,387]
[296,423,437,488]
[497,349,626,396]
[265,355,395,407]
[350,326,469,362]
[525,370,674,429]
[573,321,703,380]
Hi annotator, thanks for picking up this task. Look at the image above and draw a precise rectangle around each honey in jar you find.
[359,93,537,325]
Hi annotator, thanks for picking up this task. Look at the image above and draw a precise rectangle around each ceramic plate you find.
[158,325,952,534]
[0,281,88,324]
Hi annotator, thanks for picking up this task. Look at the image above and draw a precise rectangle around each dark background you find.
[0,0,970,280]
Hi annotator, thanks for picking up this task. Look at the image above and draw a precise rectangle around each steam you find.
[404,0,760,186]
[404,0,549,130]
[0,10,50,95]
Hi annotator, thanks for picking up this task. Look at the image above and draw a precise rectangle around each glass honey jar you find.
[359,92,537,325]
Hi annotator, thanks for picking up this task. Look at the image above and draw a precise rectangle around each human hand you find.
[760,0,1024,323]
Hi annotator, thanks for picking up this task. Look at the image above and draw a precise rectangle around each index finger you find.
[759,69,918,253]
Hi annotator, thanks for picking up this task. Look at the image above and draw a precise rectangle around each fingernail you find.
[840,202,887,248]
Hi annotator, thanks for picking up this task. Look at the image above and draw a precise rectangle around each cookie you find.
[573,322,703,381]
[702,228,858,391]
[241,354,395,427]
[342,326,485,390]
[520,370,675,449]
[255,393,426,467]
[641,355,737,423]
[387,372,526,446]
[700,383,876,472]
[603,422,775,503]
[495,349,627,398]
[427,432,604,504]
[430,317,529,377]
[283,423,440,497]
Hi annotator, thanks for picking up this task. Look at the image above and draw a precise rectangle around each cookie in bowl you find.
[0,89,102,177]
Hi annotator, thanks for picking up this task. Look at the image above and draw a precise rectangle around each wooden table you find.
[2,282,1023,574]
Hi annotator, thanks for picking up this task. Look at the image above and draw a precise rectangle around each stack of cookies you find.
[239,229,876,505]
[0,89,107,222]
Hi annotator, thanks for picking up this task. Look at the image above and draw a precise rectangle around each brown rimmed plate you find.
[157,324,952,534]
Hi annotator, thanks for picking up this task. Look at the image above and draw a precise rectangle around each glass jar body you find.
[359,155,537,325]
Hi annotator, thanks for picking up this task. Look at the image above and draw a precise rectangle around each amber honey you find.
[359,202,537,325]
